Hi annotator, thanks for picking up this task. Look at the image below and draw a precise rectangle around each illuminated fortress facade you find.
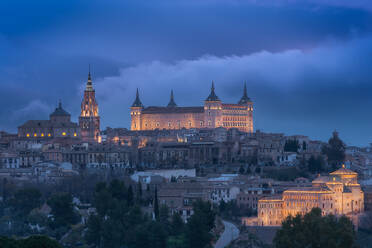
[130,82,253,132]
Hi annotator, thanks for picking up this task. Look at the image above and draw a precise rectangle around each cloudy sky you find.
[1,0,372,146]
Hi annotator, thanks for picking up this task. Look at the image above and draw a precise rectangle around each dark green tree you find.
[10,188,41,218]
[127,185,134,206]
[170,213,185,236]
[154,187,159,221]
[274,208,356,248]
[322,131,346,169]
[239,165,245,174]
[137,181,143,201]
[108,179,126,201]
[47,193,79,228]
[0,236,18,248]
[185,200,215,248]
[19,235,61,248]
[85,214,103,247]
[308,155,325,173]
[159,204,170,226]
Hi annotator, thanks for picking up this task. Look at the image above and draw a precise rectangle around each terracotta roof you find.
[142,106,204,114]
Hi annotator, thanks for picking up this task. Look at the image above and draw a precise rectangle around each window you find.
[62,132,66,136]
[34,133,37,137]
[41,133,44,137]
[200,121,204,127]
[48,133,51,137]
[168,122,171,127]
[73,133,77,137]
[26,133,30,137]
[208,120,212,126]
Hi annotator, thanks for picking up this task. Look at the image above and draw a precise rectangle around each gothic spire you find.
[205,81,220,101]
[167,90,177,107]
[86,65,94,91]
[132,88,144,108]
[238,81,251,104]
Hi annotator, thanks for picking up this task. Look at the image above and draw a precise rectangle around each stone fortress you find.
[130,82,253,133]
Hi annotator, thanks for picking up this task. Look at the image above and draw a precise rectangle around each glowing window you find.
[41,133,44,137]
[34,133,37,137]
[48,133,51,137]
[26,133,30,137]
[62,132,66,136]
[73,133,77,137]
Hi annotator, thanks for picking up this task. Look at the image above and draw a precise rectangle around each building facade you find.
[257,166,364,226]
[18,101,80,139]
[79,71,100,142]
[130,82,253,133]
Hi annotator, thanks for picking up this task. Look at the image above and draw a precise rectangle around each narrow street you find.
[215,220,240,248]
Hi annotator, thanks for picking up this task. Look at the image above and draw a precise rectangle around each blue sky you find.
[1,0,372,146]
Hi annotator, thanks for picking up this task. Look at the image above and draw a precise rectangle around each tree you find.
[85,214,103,247]
[0,236,62,248]
[0,236,18,248]
[159,204,170,226]
[127,185,134,206]
[308,155,325,173]
[10,188,41,218]
[185,200,215,248]
[170,213,185,236]
[154,187,159,220]
[322,131,346,169]
[274,208,356,248]
[108,179,126,201]
[47,193,79,228]
[239,165,245,174]
[137,181,143,201]
[18,235,62,248]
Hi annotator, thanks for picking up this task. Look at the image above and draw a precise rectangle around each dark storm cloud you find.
[0,0,371,145]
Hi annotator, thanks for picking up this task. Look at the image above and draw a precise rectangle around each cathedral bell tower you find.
[79,69,101,142]
[130,88,144,131]
[204,81,222,128]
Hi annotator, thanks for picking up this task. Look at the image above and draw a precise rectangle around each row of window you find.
[26,132,77,137]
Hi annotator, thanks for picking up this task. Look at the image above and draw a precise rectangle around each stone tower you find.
[238,82,253,133]
[79,70,100,142]
[204,82,222,128]
[130,88,144,131]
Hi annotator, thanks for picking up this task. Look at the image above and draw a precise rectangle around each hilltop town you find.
[1,73,372,247]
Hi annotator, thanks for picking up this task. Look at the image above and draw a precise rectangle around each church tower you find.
[130,88,144,131]
[79,70,100,142]
[204,81,222,128]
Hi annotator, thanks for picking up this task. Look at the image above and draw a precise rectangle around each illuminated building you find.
[18,101,80,139]
[79,70,100,142]
[257,165,364,226]
[130,82,253,133]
